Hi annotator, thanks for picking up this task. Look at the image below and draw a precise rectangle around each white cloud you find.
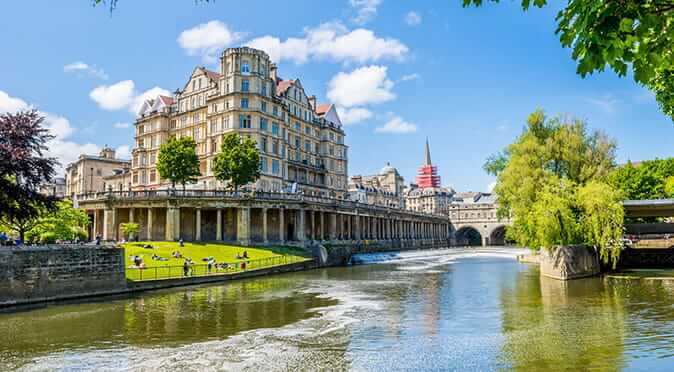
[178,20,242,63]
[89,81,170,114]
[350,0,382,25]
[327,65,395,108]
[115,145,131,160]
[375,115,418,134]
[63,61,108,80]
[0,90,29,113]
[0,90,119,174]
[586,94,620,114]
[405,11,422,26]
[113,122,130,129]
[400,73,420,82]
[336,106,373,125]
[246,22,408,65]
[90,80,135,110]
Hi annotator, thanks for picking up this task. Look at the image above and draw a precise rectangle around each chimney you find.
[270,63,278,82]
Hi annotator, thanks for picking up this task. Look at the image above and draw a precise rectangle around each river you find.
[2,247,674,371]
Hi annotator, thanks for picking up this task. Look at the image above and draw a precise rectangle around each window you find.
[260,118,268,131]
[241,62,250,74]
[261,101,267,112]
[295,137,300,148]
[241,79,249,92]
[272,159,280,175]
[240,98,249,108]
[212,103,218,113]
[239,114,251,128]
[261,83,267,96]
[192,80,196,90]
[272,140,279,155]
[294,122,301,131]
[261,137,267,152]
[272,106,278,116]
[260,157,268,172]
[305,141,311,152]
[305,126,311,135]
[271,122,279,136]
[150,170,156,183]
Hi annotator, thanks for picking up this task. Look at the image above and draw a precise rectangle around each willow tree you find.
[486,109,624,266]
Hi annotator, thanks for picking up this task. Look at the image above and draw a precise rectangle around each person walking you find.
[183,260,189,277]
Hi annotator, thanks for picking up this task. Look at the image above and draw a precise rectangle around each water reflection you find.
[499,268,626,370]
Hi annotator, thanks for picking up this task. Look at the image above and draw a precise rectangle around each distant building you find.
[348,163,406,208]
[405,140,453,214]
[64,147,131,198]
[39,177,66,198]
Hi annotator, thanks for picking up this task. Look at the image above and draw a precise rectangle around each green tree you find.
[212,133,261,191]
[464,0,674,120]
[486,109,624,266]
[23,200,90,244]
[120,222,140,241]
[156,136,201,190]
[608,158,674,200]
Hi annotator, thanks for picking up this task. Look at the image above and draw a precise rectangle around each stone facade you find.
[348,163,406,208]
[539,245,601,280]
[132,47,348,197]
[64,147,131,198]
[0,245,126,306]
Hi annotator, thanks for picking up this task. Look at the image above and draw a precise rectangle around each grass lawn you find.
[121,241,309,281]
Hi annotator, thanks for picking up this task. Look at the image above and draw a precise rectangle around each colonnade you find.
[92,205,450,246]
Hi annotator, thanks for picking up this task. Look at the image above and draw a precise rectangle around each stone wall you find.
[0,245,126,307]
[539,245,601,280]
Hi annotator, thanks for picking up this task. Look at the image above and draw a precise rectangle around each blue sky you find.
[0,0,671,192]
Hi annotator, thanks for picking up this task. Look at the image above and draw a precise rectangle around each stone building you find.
[405,140,453,214]
[132,47,348,197]
[64,147,131,198]
[448,192,509,246]
[348,163,406,208]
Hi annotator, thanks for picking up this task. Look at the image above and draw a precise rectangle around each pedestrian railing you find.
[126,255,310,281]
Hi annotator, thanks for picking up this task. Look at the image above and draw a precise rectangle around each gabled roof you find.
[276,79,294,96]
[158,95,175,105]
[202,68,221,81]
[316,103,331,115]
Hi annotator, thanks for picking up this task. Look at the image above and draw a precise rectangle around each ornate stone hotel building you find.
[127,47,348,198]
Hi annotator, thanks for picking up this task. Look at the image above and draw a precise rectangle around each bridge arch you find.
[455,226,483,246]
[488,225,508,246]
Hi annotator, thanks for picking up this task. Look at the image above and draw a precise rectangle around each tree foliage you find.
[20,200,90,244]
[464,0,674,120]
[0,110,58,240]
[120,222,140,241]
[212,133,261,191]
[486,109,624,265]
[156,136,201,190]
[608,158,674,200]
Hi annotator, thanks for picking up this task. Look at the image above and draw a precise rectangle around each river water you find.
[2,247,674,371]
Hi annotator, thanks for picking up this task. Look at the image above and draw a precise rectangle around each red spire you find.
[415,139,441,188]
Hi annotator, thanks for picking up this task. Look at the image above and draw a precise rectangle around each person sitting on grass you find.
[236,252,242,259]
[172,251,182,258]
[243,251,249,259]
[143,244,153,249]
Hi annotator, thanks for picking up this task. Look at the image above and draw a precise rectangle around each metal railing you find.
[75,189,448,219]
[126,255,310,281]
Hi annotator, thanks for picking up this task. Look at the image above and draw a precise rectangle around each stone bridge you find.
[75,189,451,248]
[447,202,511,246]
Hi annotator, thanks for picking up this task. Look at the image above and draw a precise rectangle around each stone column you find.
[310,210,315,241]
[262,208,268,243]
[103,208,113,241]
[296,209,306,241]
[482,235,488,247]
[320,211,325,241]
[165,207,180,241]
[237,207,251,246]
[329,213,337,240]
[279,208,285,242]
[216,209,222,241]
[147,208,153,240]
[346,214,351,240]
[92,210,98,239]
[354,212,361,240]
[129,208,135,223]
[195,208,202,241]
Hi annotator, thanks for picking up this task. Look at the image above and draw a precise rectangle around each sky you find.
[0,0,671,192]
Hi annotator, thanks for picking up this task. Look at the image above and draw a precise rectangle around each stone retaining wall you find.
[0,245,126,307]
[539,245,601,280]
